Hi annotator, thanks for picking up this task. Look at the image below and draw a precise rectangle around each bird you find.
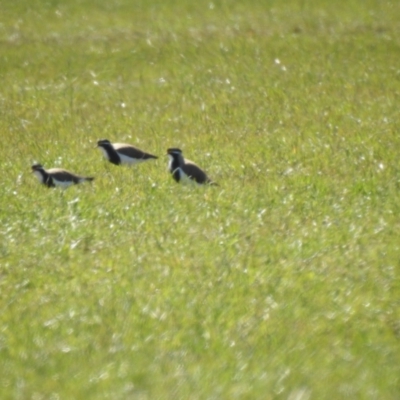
[96,139,158,166]
[166,148,217,185]
[31,164,94,188]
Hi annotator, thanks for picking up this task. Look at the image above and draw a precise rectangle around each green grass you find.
[1,0,400,398]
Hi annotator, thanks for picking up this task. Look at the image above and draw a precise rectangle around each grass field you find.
[1,0,400,398]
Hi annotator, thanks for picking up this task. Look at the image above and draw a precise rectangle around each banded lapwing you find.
[31,164,94,189]
[97,139,158,166]
[167,148,217,185]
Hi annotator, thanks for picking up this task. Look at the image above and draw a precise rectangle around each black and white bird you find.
[167,148,217,185]
[31,164,94,188]
[97,139,158,166]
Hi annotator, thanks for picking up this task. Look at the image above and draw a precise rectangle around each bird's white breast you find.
[33,170,44,183]
[99,147,110,160]
[167,154,174,170]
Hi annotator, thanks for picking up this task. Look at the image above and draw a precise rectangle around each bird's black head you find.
[31,163,44,171]
[97,139,112,148]
[167,148,183,156]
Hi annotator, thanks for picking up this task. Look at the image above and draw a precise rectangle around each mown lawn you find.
[0,0,400,398]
